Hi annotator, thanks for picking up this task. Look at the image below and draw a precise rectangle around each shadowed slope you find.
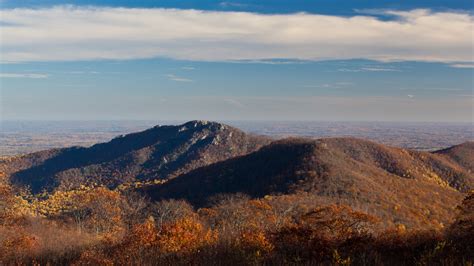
[143,138,473,228]
[435,141,473,172]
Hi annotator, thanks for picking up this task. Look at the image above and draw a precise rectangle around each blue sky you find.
[1,0,472,14]
[0,1,473,121]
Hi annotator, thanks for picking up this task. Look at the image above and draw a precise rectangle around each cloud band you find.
[0,7,472,63]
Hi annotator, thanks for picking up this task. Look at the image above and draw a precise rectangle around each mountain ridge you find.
[3,120,271,192]
[140,136,473,227]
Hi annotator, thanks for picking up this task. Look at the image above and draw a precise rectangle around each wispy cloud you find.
[360,67,401,72]
[0,7,472,63]
[229,59,310,65]
[181,66,195,70]
[304,82,354,89]
[166,74,193,82]
[353,8,393,16]
[219,2,249,8]
[338,67,401,72]
[0,73,48,78]
[224,98,246,108]
[449,63,474,69]
[65,71,100,74]
[400,87,464,92]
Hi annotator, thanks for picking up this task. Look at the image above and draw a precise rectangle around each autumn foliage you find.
[0,186,473,265]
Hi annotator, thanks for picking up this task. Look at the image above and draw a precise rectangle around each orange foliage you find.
[0,226,39,263]
[299,204,379,240]
[272,204,379,262]
[105,218,159,264]
[124,218,159,249]
[69,187,124,234]
[0,184,15,223]
[73,249,114,266]
[104,216,216,264]
[0,189,472,265]
[239,230,273,257]
[157,217,216,254]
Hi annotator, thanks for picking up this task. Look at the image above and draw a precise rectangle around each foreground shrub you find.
[1,193,473,265]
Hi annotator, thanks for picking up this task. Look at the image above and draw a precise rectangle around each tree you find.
[300,205,378,240]
[150,199,195,231]
[448,191,474,240]
[0,184,17,225]
[272,204,378,263]
[120,191,149,230]
[68,187,124,234]
[156,217,216,254]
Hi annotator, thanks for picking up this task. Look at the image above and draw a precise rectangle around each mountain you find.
[142,137,473,228]
[2,121,271,193]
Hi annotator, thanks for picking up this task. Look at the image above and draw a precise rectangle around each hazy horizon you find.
[1,119,472,156]
[2,119,473,124]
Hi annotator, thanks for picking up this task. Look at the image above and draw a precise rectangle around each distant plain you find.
[1,120,472,156]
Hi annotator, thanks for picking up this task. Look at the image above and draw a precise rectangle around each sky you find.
[0,0,473,122]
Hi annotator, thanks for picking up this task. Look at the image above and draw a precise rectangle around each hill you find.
[142,137,473,228]
[2,121,271,193]
[434,141,473,172]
